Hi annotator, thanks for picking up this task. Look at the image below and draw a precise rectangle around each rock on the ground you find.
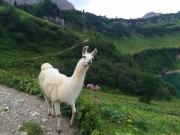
[21,132,28,135]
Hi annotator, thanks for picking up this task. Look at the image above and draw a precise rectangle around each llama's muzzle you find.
[88,60,92,65]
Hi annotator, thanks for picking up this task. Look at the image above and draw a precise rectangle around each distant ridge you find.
[142,12,162,19]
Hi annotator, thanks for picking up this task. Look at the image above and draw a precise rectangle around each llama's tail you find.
[41,63,53,71]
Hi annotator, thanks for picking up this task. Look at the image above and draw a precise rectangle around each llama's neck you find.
[72,59,88,84]
[69,59,88,101]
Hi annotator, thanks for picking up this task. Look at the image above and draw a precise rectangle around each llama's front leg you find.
[51,102,55,117]
[54,102,62,133]
[70,103,76,126]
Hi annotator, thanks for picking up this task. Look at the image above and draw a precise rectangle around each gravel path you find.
[0,85,77,135]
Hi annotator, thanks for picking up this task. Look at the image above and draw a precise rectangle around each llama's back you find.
[39,62,58,90]
[39,64,67,101]
[41,63,53,71]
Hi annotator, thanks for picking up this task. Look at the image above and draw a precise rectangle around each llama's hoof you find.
[48,112,51,116]
[48,112,55,117]
[51,113,55,117]
[56,128,62,133]
[69,122,73,127]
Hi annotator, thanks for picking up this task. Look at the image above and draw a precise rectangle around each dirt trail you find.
[0,85,77,135]
[32,44,78,60]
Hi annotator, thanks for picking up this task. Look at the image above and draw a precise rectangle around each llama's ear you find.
[91,48,97,57]
[82,46,89,56]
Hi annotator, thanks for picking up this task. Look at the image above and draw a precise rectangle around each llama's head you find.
[81,46,97,67]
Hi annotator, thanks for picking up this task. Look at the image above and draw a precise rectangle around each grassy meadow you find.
[113,34,180,54]
[80,90,180,135]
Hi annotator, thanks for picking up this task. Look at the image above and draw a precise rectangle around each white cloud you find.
[73,0,180,19]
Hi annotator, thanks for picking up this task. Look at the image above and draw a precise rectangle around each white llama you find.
[39,46,97,132]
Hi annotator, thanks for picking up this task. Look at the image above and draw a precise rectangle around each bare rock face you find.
[3,0,44,5]
[50,0,75,10]
[142,12,162,19]
[3,0,75,10]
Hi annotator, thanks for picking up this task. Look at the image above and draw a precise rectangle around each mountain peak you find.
[3,0,75,10]
[142,12,162,19]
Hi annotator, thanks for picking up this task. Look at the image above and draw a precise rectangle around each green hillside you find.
[0,3,179,135]
[0,5,80,55]
[80,90,180,135]
[114,34,180,54]
[17,0,180,55]
[133,48,180,73]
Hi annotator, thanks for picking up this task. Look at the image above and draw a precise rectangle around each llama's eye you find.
[82,56,86,58]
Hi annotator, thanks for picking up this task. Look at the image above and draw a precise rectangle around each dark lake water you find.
[162,73,180,98]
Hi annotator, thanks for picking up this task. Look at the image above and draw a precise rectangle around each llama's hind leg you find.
[47,99,55,116]
[43,93,52,115]
[70,103,76,126]
[54,102,62,133]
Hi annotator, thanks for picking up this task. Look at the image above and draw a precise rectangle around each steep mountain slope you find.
[3,0,75,10]
[0,5,78,54]
[113,34,180,54]
[16,1,180,54]
[18,2,180,32]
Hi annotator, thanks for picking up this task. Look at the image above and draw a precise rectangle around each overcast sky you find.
[68,0,180,19]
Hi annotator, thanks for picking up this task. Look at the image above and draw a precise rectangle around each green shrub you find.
[0,70,43,97]
[133,48,180,73]
[90,129,100,135]
[101,106,133,125]
[61,97,101,135]
[20,121,43,135]
[75,98,101,135]
[135,118,149,132]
